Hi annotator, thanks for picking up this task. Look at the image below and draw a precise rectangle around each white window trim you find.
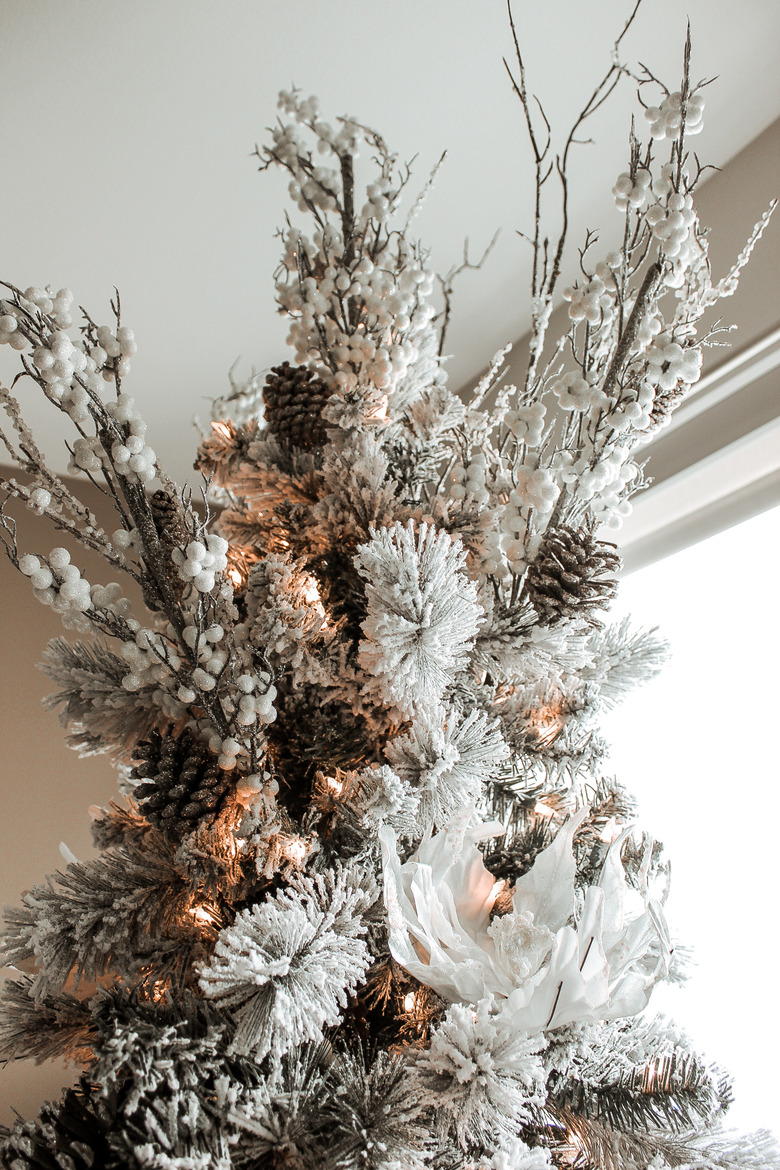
[617,326,780,572]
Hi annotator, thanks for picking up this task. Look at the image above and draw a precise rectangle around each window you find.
[603,503,780,1135]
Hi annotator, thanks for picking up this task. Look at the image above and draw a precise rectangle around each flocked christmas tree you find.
[0,9,776,1169]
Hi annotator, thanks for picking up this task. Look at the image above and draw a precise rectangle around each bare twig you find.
[403,151,446,235]
[436,229,501,356]
[505,0,644,395]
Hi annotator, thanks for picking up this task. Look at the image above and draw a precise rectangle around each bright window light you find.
[604,504,780,1138]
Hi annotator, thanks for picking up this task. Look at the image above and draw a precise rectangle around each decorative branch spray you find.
[0,6,776,1167]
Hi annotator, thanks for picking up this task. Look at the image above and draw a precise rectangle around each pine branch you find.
[2,833,205,996]
[0,975,93,1064]
[87,991,267,1166]
[229,1041,332,1167]
[549,1048,731,1134]
[541,1106,780,1170]
[199,860,378,1060]
[40,635,167,757]
[322,1048,429,1170]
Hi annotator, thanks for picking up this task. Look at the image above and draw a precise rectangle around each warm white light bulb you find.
[189,904,217,926]
[286,838,307,864]
[302,578,322,604]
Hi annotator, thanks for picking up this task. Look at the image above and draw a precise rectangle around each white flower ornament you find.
[379,811,671,1034]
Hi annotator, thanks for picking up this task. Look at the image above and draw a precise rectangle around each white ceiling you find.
[1,0,779,487]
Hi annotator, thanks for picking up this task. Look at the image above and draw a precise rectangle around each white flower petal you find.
[511,809,586,933]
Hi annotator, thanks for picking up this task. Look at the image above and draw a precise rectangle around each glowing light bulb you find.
[326,775,344,796]
[228,567,243,587]
[528,703,565,747]
[369,395,389,421]
[403,992,416,1012]
[150,980,169,1003]
[302,578,321,604]
[286,838,307,865]
[211,420,232,439]
[189,904,218,927]
[534,800,555,819]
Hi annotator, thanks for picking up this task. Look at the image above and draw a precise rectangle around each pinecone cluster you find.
[525,525,621,625]
[130,728,234,838]
[262,361,330,450]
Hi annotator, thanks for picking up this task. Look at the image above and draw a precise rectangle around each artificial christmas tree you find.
[0,9,776,1167]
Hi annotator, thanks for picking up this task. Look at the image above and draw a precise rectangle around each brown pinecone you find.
[0,1081,117,1170]
[262,361,329,450]
[140,489,189,612]
[130,728,233,838]
[525,525,621,626]
[648,383,686,428]
[150,488,188,549]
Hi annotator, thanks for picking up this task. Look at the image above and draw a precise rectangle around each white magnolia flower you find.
[379,812,670,1035]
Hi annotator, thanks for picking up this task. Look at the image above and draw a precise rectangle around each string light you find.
[368,394,389,422]
[285,837,307,865]
[534,800,555,819]
[211,420,232,440]
[403,991,417,1013]
[228,566,244,587]
[326,775,344,796]
[560,1120,587,1166]
[147,979,170,1003]
[528,703,565,747]
[302,578,322,604]
[189,904,219,927]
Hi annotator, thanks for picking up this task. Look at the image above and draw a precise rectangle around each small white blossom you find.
[644,90,704,140]
[612,167,652,211]
[505,403,546,446]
